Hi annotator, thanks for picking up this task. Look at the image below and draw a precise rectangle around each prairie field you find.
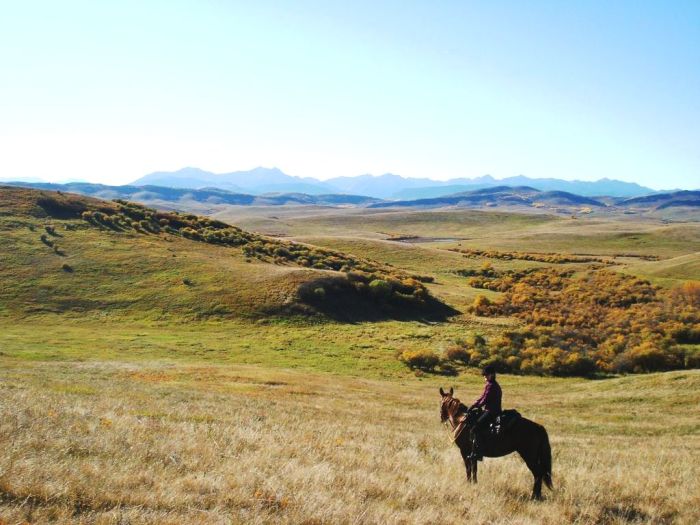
[1,187,699,524]
[0,359,698,524]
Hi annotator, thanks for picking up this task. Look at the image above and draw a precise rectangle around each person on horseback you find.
[468,365,502,460]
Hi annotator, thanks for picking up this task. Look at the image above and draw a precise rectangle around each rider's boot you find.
[467,433,484,461]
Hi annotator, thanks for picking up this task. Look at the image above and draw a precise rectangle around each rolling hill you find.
[0,187,452,322]
[619,190,700,210]
[368,186,606,209]
[391,176,659,199]
[2,182,383,207]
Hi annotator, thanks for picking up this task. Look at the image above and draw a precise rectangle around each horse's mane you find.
[445,395,469,418]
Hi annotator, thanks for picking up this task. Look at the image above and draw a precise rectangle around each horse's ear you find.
[449,387,454,396]
[439,387,445,396]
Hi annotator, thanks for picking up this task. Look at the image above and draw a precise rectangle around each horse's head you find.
[439,387,456,423]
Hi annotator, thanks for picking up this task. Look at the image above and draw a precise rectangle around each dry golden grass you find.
[1,361,698,524]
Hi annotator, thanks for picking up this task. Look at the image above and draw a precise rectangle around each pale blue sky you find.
[1,1,698,188]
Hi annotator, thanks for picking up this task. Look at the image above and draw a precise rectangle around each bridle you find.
[441,395,470,442]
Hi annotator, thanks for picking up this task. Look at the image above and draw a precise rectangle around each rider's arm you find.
[471,382,491,409]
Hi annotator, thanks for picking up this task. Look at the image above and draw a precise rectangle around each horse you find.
[439,387,553,500]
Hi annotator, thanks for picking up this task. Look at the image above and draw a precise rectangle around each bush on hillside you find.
[444,344,471,364]
[400,348,441,371]
[462,267,700,376]
[368,279,392,300]
[37,195,88,218]
[40,234,53,247]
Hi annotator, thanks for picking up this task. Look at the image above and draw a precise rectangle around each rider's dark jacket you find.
[472,378,502,414]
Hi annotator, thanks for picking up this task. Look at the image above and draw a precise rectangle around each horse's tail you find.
[539,426,553,490]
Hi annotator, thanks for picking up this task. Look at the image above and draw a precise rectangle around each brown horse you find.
[439,387,553,500]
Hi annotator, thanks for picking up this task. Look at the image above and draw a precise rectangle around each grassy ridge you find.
[0,187,449,321]
[0,212,314,320]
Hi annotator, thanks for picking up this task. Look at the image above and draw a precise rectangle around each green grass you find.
[447,221,700,259]
[0,215,317,320]
[0,317,509,379]
[621,252,700,283]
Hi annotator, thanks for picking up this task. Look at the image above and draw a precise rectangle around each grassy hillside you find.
[0,187,449,322]
[622,252,700,284]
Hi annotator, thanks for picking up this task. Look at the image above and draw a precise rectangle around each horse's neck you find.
[449,401,467,426]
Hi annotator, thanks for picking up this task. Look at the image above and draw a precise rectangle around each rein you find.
[442,396,470,443]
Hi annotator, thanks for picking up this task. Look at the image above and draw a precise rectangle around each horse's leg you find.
[472,458,478,484]
[516,447,542,500]
[532,473,543,501]
[460,448,474,483]
[519,451,543,500]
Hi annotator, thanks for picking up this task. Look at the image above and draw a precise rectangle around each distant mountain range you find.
[131,167,666,199]
[4,181,698,214]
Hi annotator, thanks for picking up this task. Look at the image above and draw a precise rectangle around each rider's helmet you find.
[482,365,496,377]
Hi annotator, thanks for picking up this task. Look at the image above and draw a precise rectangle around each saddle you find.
[489,409,521,436]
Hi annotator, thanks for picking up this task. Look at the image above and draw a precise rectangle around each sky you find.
[1,1,698,189]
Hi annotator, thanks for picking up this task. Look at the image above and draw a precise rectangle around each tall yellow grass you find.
[1,361,698,524]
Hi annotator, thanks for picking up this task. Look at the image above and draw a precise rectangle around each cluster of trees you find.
[464,268,700,375]
[300,271,430,311]
[399,334,489,374]
[450,247,610,264]
[81,200,435,308]
[455,262,574,293]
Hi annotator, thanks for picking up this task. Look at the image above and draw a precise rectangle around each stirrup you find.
[467,450,483,461]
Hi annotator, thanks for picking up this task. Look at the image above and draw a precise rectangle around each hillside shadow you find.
[295,276,459,323]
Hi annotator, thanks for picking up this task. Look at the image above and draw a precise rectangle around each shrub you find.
[400,348,441,371]
[274,247,291,258]
[613,342,684,373]
[368,279,392,300]
[37,195,88,218]
[470,295,492,316]
[444,345,470,363]
[685,349,700,369]
[676,281,700,308]
[61,263,73,273]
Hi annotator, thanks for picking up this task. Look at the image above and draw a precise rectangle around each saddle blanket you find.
[490,409,521,436]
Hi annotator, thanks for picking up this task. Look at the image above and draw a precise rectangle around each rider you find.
[468,365,502,460]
